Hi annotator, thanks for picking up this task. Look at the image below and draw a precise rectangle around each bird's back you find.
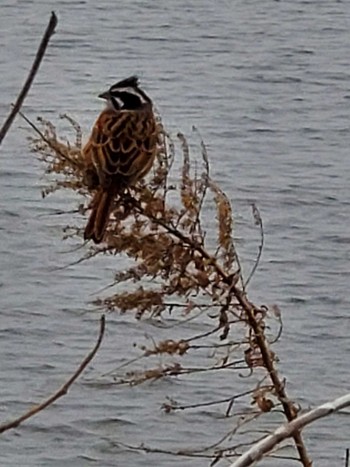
[83,104,159,191]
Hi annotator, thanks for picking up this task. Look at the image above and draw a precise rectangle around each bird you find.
[82,76,160,244]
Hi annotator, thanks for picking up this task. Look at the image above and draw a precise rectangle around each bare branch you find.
[0,315,105,434]
[230,393,350,467]
[0,12,58,146]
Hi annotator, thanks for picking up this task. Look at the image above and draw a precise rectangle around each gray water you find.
[1,1,350,466]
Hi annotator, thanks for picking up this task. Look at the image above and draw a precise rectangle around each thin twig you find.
[18,109,80,168]
[163,387,271,413]
[244,203,264,289]
[0,12,58,146]
[192,126,210,236]
[0,315,105,434]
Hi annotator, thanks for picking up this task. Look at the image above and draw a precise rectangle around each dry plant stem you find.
[137,206,311,466]
[222,286,310,466]
[18,110,80,168]
[0,315,105,434]
[165,386,272,412]
[230,393,350,467]
[0,12,58,146]
[244,203,264,289]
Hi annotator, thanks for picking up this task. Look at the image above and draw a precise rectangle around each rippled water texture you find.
[0,1,349,465]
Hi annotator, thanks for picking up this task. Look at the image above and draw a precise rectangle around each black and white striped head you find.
[99,76,152,111]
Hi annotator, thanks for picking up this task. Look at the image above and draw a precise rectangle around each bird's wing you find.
[85,108,157,183]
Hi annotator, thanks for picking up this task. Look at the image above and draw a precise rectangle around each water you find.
[1,1,350,465]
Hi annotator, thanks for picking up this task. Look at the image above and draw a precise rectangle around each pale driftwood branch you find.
[0,315,105,434]
[230,393,350,467]
[0,11,58,146]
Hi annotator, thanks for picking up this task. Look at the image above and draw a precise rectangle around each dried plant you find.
[28,114,312,466]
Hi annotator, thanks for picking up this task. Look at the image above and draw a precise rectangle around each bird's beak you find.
[98,90,110,100]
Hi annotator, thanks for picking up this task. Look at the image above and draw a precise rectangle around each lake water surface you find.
[0,1,349,465]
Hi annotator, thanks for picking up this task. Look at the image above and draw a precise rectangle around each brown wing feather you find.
[83,107,158,188]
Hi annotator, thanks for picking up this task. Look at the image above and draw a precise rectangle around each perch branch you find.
[0,314,105,434]
[230,393,350,467]
[0,11,58,146]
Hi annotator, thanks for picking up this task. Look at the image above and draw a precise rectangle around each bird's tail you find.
[84,189,113,244]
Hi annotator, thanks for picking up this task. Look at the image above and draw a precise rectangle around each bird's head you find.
[98,76,152,111]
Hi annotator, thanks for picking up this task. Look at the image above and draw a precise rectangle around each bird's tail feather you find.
[84,190,113,244]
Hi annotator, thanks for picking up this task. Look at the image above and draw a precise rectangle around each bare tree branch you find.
[230,393,350,467]
[0,314,105,434]
[0,11,58,146]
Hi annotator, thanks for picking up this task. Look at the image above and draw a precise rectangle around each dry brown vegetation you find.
[28,114,312,466]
